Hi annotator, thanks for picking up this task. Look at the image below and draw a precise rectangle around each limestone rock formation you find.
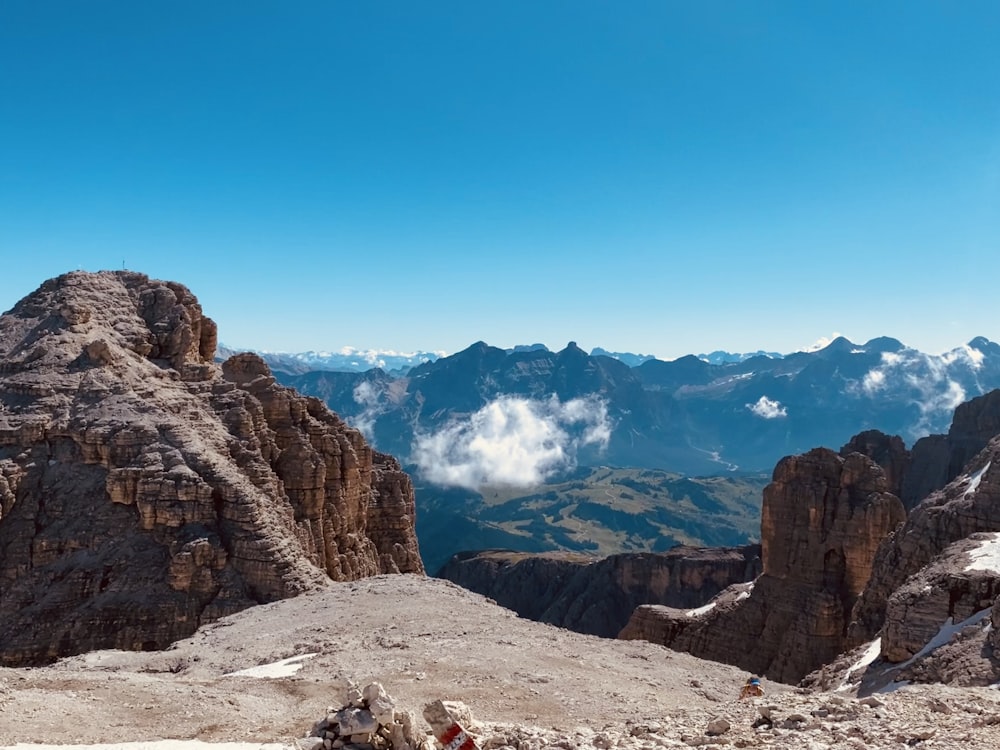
[0,270,422,666]
[879,533,1000,670]
[436,545,762,638]
[848,434,1000,654]
[840,430,909,500]
[900,389,1000,510]
[620,448,905,683]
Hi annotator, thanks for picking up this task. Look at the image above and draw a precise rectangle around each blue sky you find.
[2,1,998,360]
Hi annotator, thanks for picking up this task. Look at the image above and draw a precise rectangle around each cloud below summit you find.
[747,396,787,419]
[854,348,976,437]
[412,395,612,490]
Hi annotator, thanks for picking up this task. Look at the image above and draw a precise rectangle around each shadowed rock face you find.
[0,271,422,666]
[620,448,904,684]
[840,430,910,500]
[901,390,1000,510]
[848,435,1000,654]
[436,545,762,638]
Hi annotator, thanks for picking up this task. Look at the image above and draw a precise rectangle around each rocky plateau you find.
[2,575,1000,750]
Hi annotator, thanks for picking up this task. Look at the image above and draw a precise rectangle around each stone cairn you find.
[297,682,480,750]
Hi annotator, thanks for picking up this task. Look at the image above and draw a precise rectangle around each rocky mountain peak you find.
[2,270,218,378]
[815,336,857,355]
[0,271,423,666]
[840,429,910,499]
[621,445,905,683]
[862,336,905,353]
[968,336,999,353]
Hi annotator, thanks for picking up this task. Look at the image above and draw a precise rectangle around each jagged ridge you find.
[0,271,423,666]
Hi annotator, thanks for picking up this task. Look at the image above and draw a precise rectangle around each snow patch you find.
[965,531,1000,574]
[801,333,843,353]
[896,609,992,672]
[838,638,882,690]
[963,461,991,499]
[224,652,317,678]
[877,679,911,694]
[686,602,717,618]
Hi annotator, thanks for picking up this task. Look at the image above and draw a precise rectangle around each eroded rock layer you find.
[620,448,904,683]
[0,271,422,666]
[437,545,762,638]
[900,390,1000,510]
[848,434,1000,655]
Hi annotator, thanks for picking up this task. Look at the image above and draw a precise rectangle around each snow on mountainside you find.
[216,344,444,374]
[268,335,1000,482]
[222,342,776,372]
[697,349,784,364]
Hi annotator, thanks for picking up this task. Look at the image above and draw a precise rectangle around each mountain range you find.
[262,335,1000,480]
[217,343,784,375]
[3,271,1000,736]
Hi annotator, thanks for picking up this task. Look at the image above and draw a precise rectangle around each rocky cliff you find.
[620,447,905,683]
[848,433,1000,659]
[899,389,1000,510]
[0,271,423,666]
[436,545,762,638]
[619,393,1000,688]
[839,430,910,500]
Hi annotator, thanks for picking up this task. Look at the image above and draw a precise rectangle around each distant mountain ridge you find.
[221,343,789,374]
[215,344,445,375]
[270,335,1000,479]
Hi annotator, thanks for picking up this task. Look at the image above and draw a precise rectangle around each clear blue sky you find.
[2,1,998,359]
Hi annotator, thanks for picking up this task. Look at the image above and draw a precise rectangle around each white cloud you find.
[941,344,984,369]
[353,381,380,407]
[338,345,447,359]
[882,351,903,366]
[850,349,971,437]
[862,368,887,394]
[350,381,385,439]
[411,395,612,490]
[747,396,787,419]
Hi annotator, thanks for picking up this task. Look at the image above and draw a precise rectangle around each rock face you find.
[848,434,1000,656]
[0,271,423,666]
[900,390,1000,510]
[878,533,1000,672]
[620,448,905,683]
[436,545,762,638]
[840,430,909,500]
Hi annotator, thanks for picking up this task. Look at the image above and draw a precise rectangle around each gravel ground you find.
[1,575,998,749]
